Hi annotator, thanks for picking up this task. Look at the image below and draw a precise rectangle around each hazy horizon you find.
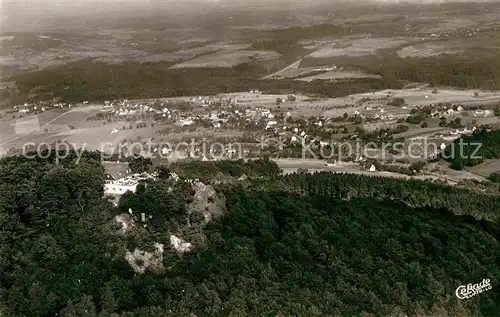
[2,0,498,32]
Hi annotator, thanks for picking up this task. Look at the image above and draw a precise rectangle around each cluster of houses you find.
[12,100,93,115]
[17,95,484,143]
[97,96,239,125]
[170,105,282,130]
[11,92,495,167]
[13,102,65,115]
[428,106,492,118]
[94,93,288,131]
[449,126,476,135]
[101,100,173,118]
[154,143,249,161]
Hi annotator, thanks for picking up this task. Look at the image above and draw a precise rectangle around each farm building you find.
[104,180,138,196]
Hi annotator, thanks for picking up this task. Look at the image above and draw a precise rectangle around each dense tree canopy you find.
[128,157,153,174]
[442,129,500,170]
[169,157,281,183]
[302,49,500,91]
[488,171,500,184]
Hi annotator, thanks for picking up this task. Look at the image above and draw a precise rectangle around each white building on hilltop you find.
[104,180,139,195]
[104,173,157,196]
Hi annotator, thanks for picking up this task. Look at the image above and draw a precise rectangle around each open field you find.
[2,1,500,81]
[157,130,244,142]
[0,103,247,156]
[263,60,311,80]
[0,30,256,78]
[327,88,500,108]
[267,67,317,79]
[169,50,281,69]
[233,87,500,112]
[298,39,337,51]
[220,87,500,120]
[464,117,500,126]
[263,58,381,81]
[428,163,486,182]
[1,106,117,149]
[224,92,315,110]
[60,126,158,150]
[396,26,500,58]
[396,127,453,139]
[1,122,165,154]
[306,37,408,59]
[134,46,217,63]
[274,158,459,184]
[0,132,64,156]
[1,107,105,142]
[400,137,453,159]
[49,109,100,126]
[276,158,491,185]
[0,109,71,144]
[0,81,15,89]
[397,42,465,58]
[35,109,71,125]
[421,17,481,34]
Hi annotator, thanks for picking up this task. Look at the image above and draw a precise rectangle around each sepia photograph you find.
[1,0,499,316]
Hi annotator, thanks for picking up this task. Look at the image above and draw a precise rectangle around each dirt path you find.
[263,59,302,79]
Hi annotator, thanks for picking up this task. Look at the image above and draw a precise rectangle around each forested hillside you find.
[169,157,282,182]
[259,171,500,222]
[301,49,500,90]
[6,44,500,105]
[442,129,500,170]
[1,151,499,316]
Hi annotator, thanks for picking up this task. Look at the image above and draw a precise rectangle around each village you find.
[3,88,500,157]
[1,86,490,191]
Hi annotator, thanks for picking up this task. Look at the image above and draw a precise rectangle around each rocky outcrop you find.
[124,243,164,274]
[187,181,223,225]
[169,235,192,253]
[114,214,135,234]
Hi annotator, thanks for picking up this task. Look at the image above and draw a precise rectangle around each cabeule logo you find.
[455,279,492,299]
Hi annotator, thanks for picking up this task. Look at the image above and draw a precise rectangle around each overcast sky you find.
[2,0,297,30]
[2,0,495,16]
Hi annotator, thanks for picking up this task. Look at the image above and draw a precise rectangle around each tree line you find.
[301,49,500,90]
